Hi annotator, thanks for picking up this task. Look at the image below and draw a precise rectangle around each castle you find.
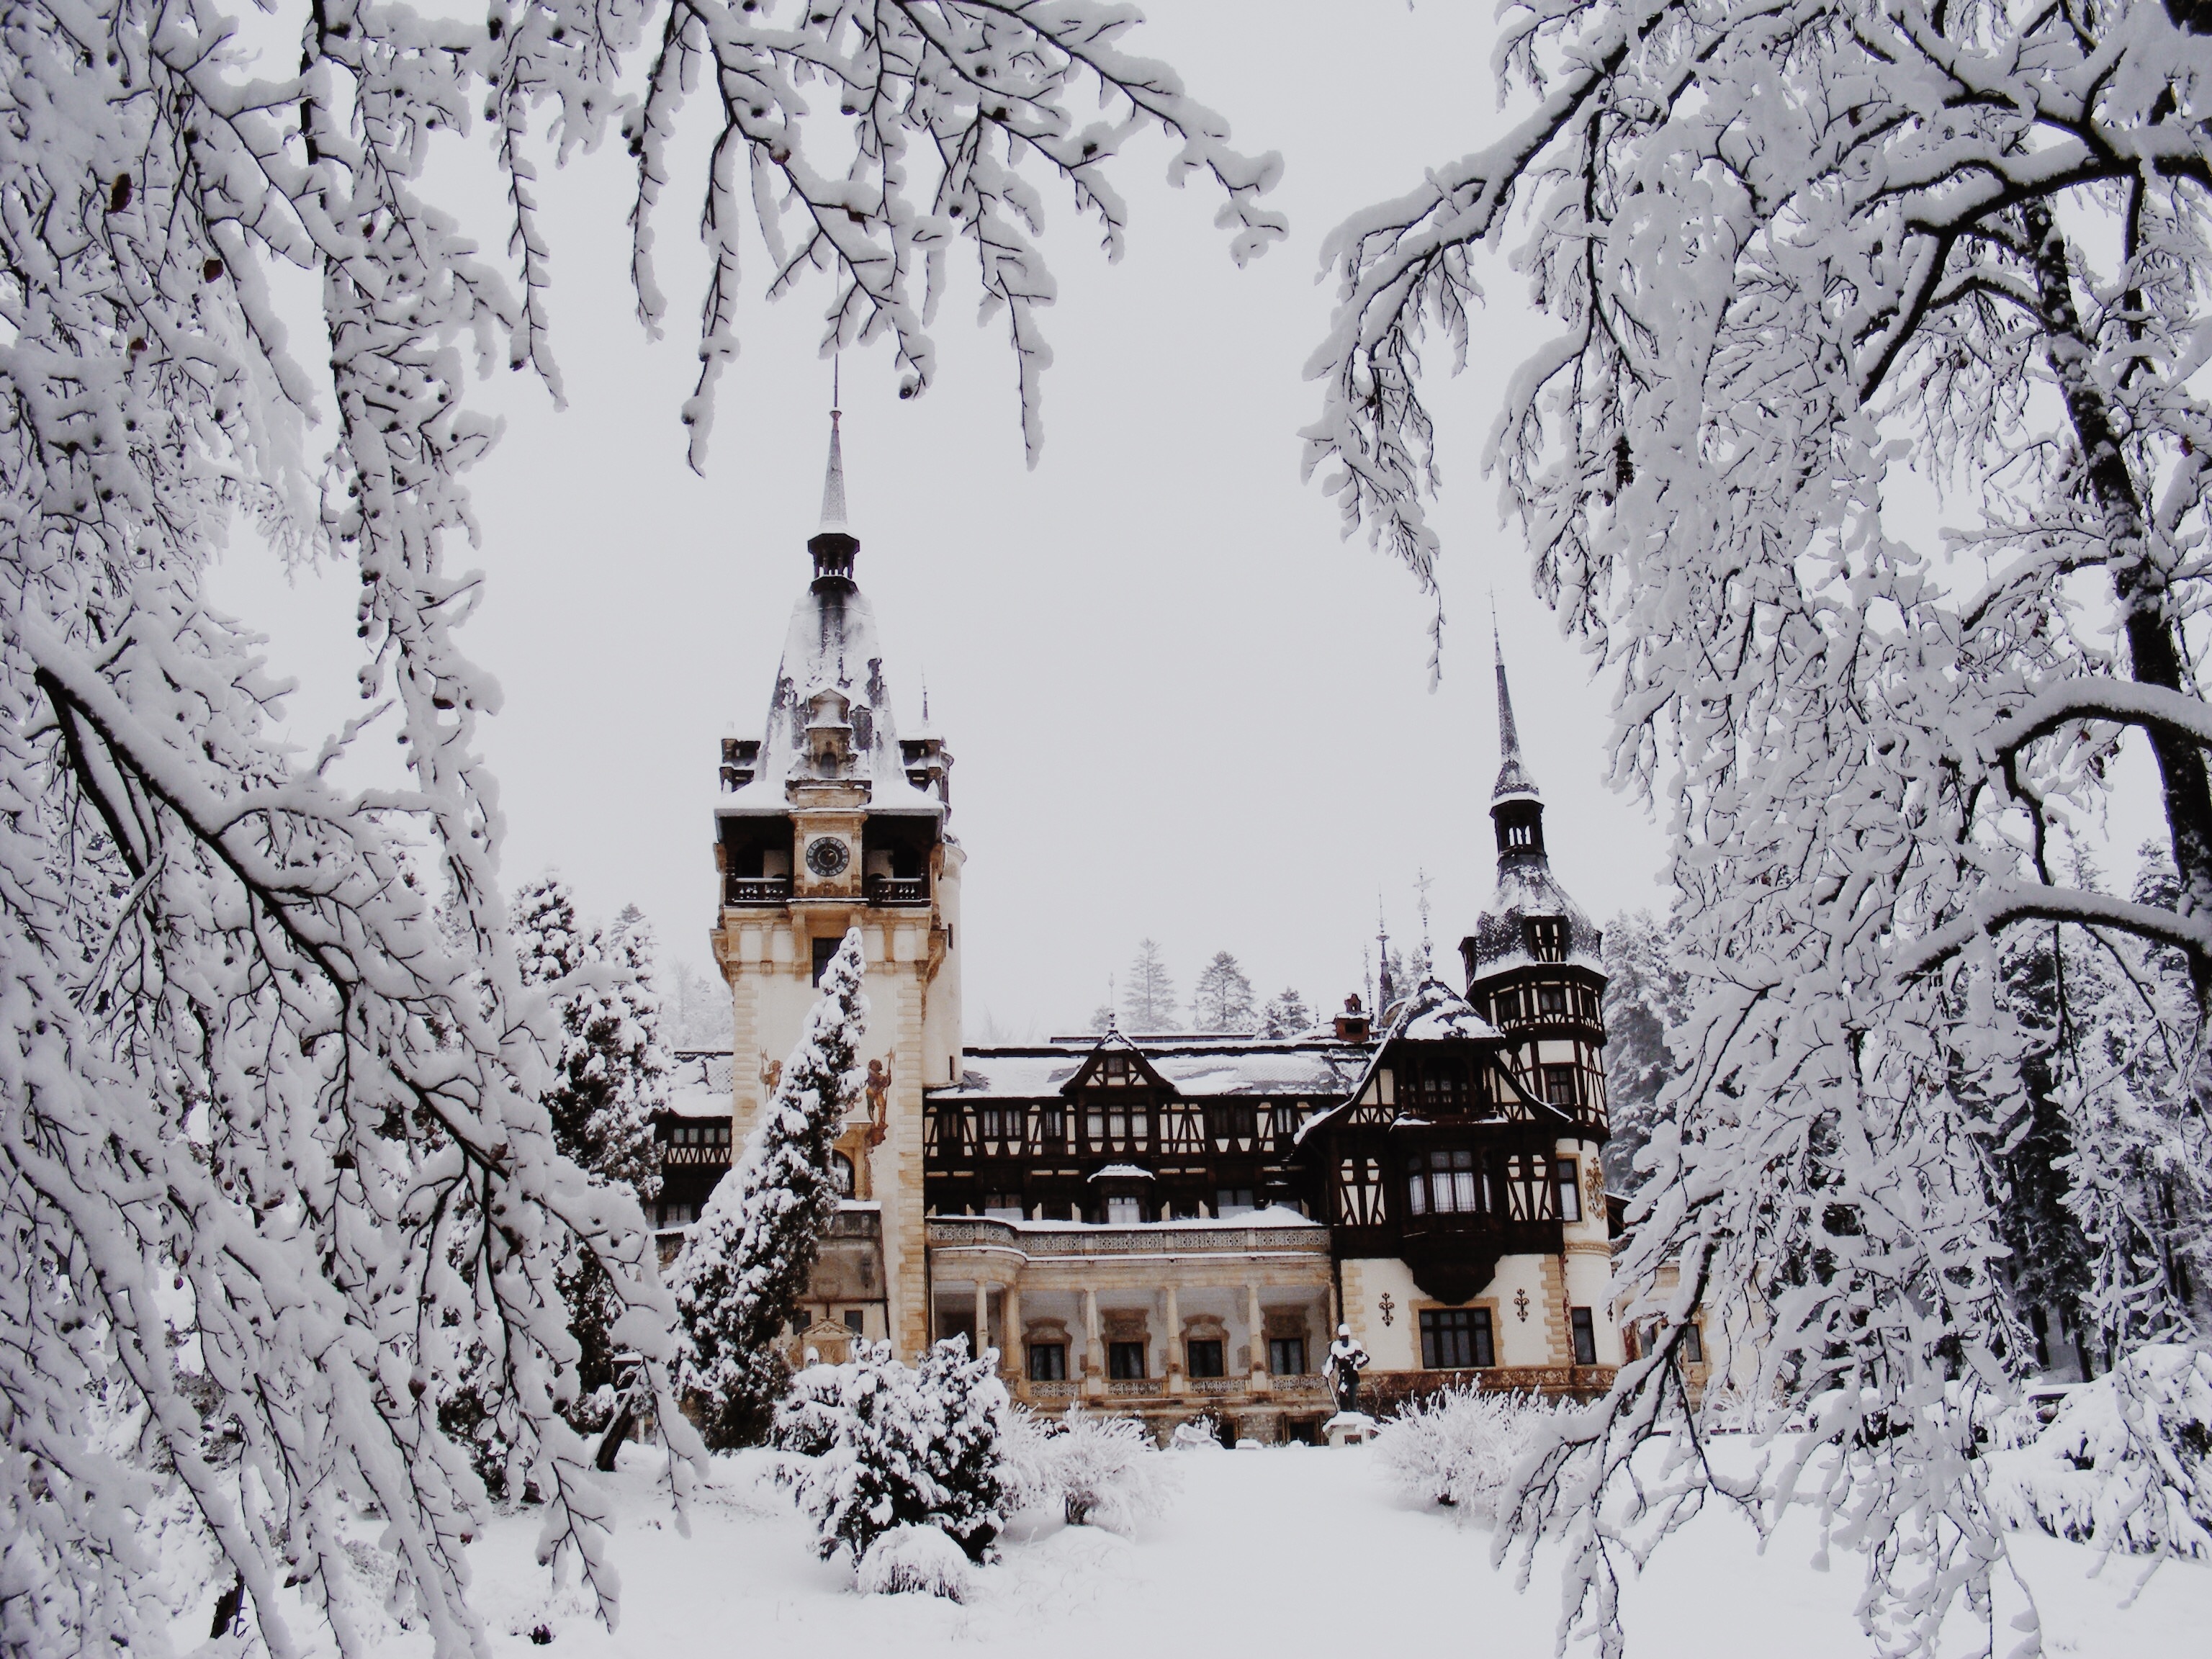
[652,409,1701,1441]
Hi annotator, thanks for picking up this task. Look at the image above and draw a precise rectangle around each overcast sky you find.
[207,0,2167,1038]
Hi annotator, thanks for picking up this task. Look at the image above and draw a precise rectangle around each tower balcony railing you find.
[866,875,929,906]
[726,876,792,905]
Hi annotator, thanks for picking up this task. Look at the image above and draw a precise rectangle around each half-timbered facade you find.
[662,408,1651,1441]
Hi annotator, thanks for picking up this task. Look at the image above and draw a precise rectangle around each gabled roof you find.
[1295,978,1569,1145]
[1064,1028,1173,1093]
[930,1038,1373,1104]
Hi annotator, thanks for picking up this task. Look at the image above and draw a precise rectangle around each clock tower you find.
[709,403,960,1359]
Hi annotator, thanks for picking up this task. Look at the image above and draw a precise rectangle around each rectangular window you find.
[1038,1107,1064,1146]
[1419,1308,1494,1370]
[1542,1064,1579,1107]
[1678,1321,1704,1364]
[1107,1341,1148,1380]
[1493,987,1522,1024]
[982,1194,1023,1221]
[1408,1148,1483,1216]
[1105,1195,1143,1225]
[1186,1339,1225,1379]
[1028,1342,1066,1382]
[1215,1187,1256,1218]
[1084,1105,1106,1146]
[811,936,839,986]
[843,1309,866,1334]
[1537,982,1568,1018]
[1268,1337,1307,1377]
[1570,1307,1598,1366]
[1555,1159,1583,1223]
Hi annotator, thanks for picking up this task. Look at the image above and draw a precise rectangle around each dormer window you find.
[1527,917,1568,962]
[1505,820,1534,848]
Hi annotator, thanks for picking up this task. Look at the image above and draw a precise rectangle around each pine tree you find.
[1089,1004,1115,1034]
[1121,940,1180,1031]
[669,957,737,1050]
[510,881,670,1418]
[1598,912,1691,1192]
[675,927,867,1447]
[1190,951,1257,1032]
[916,1337,1011,1562]
[1262,988,1313,1038]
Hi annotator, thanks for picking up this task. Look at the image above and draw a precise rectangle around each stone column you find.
[1083,1287,1103,1400]
[1164,1282,1183,1395]
[1003,1282,1022,1389]
[1248,1284,1269,1393]
[973,1280,990,1362]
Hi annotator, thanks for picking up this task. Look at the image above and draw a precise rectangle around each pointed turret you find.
[1462,637,1600,982]
[808,404,859,588]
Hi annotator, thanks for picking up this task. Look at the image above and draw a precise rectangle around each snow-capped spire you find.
[808,374,859,588]
[1491,623,1539,806]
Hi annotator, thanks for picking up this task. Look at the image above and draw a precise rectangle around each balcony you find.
[927,1215,1329,1260]
[727,876,791,906]
[866,874,928,906]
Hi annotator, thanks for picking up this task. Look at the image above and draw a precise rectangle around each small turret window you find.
[1527,918,1569,962]
[1506,821,1534,848]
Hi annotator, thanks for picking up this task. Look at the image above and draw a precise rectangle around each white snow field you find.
[199,1439,2212,1658]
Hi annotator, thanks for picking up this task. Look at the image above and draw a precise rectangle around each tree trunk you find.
[2024,200,2212,1000]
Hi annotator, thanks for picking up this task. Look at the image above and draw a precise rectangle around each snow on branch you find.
[1982,678,2212,761]
[1894,885,2212,979]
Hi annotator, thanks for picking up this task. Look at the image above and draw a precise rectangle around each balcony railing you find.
[727,876,791,905]
[866,875,928,905]
[927,1216,1328,1259]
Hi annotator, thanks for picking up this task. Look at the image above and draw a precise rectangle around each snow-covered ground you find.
[205,1441,2212,1658]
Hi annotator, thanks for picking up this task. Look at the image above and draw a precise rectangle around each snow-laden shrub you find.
[775,1337,1010,1565]
[1375,1388,1548,1519]
[999,1406,1177,1533]
[1987,1344,2212,1560]
[855,1524,974,1601]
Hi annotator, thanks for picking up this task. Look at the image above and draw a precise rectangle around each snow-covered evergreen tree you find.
[1597,912,1690,1193]
[668,958,737,1051]
[1190,951,1257,1032]
[1121,940,1181,1031]
[1262,988,1313,1038]
[674,928,866,1447]
[1089,1003,1116,1034]
[775,1336,1009,1565]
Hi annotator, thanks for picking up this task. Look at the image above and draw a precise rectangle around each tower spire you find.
[1488,633,1547,860]
[1491,626,1539,805]
[807,367,859,587]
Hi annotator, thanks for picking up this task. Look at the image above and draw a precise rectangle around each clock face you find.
[804,836,850,878]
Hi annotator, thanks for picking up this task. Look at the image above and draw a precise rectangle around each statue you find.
[1324,1323,1370,1417]
[864,1056,892,1146]
[758,1052,783,1094]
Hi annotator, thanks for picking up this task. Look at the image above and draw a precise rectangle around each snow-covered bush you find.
[1375,1389,1547,1520]
[1988,1344,2212,1560]
[855,1524,974,1602]
[675,930,866,1447]
[1000,1406,1177,1534]
[776,1337,1010,1565]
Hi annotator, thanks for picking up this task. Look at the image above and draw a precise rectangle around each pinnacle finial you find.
[818,395,848,534]
[1491,630,1539,804]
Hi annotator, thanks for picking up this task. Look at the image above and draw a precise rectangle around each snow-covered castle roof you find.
[717,407,943,818]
